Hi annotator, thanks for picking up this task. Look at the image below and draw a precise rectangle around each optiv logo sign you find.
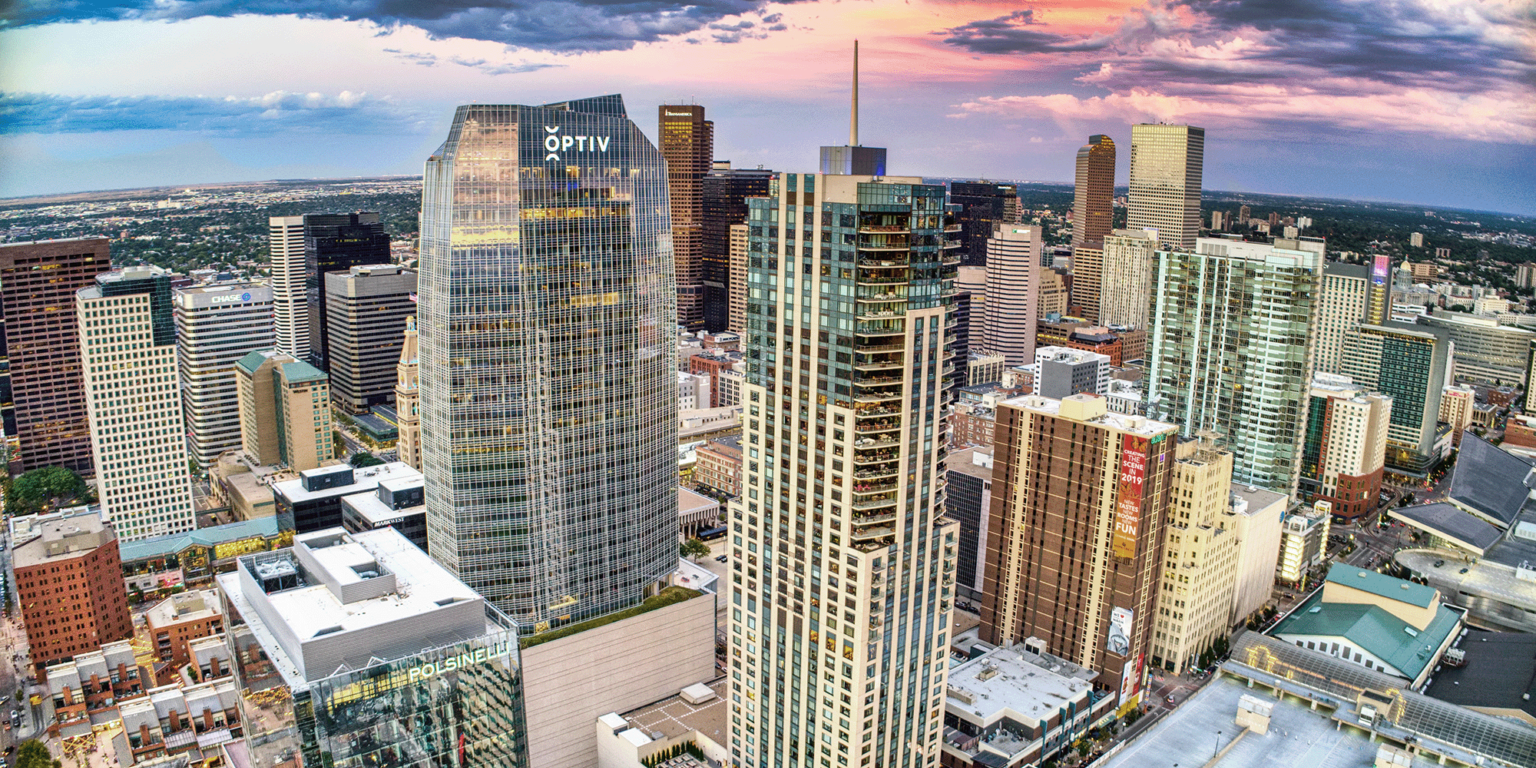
[544,125,611,162]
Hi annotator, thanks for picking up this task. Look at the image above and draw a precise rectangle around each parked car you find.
[716,555,728,563]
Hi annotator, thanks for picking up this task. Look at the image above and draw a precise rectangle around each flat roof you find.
[1449,434,1534,528]
[273,462,421,504]
[1230,484,1287,516]
[621,676,728,744]
[13,515,113,569]
[999,393,1177,438]
[1424,630,1536,722]
[279,360,327,384]
[946,644,1096,726]
[944,447,994,483]
[1390,503,1503,554]
[341,490,422,526]
[678,487,718,515]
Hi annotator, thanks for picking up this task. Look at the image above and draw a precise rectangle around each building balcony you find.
[858,225,907,233]
[857,241,911,252]
[857,343,904,354]
[852,497,898,512]
[858,258,908,268]
[852,511,897,526]
[856,309,904,322]
[852,481,898,496]
[853,467,899,481]
[853,392,902,405]
[858,277,907,286]
[853,406,901,420]
[856,293,906,304]
[853,374,903,388]
[853,360,903,372]
[851,524,897,542]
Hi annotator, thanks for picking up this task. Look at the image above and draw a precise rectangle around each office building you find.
[272,462,420,533]
[173,281,274,469]
[702,163,773,331]
[1277,501,1331,586]
[1439,384,1476,447]
[78,267,196,541]
[268,216,309,359]
[1225,484,1286,626]
[693,435,742,497]
[1037,267,1070,317]
[0,238,109,475]
[733,171,960,768]
[323,264,417,414]
[1271,565,1463,689]
[218,528,528,768]
[945,447,994,602]
[1127,124,1204,251]
[14,512,133,674]
[953,182,1021,267]
[234,350,334,471]
[1148,237,1325,493]
[982,394,1177,704]
[1341,322,1453,476]
[1210,211,1225,231]
[1151,439,1238,675]
[661,105,714,331]
[1315,258,1393,375]
[341,475,427,553]
[1097,229,1157,330]
[1299,373,1392,519]
[982,225,1042,366]
[728,223,752,334]
[1031,346,1110,399]
[419,98,678,631]
[302,213,392,368]
[1070,245,1103,323]
[1419,311,1535,384]
[966,352,1005,387]
[395,316,421,470]
[1071,135,1116,251]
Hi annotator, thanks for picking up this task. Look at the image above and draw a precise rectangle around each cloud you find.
[446,56,561,75]
[0,91,431,135]
[940,9,1113,54]
[0,0,809,53]
[383,48,438,67]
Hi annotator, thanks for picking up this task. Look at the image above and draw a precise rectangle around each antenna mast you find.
[850,40,859,147]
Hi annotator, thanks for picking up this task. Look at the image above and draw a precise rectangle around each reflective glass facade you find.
[418,97,678,632]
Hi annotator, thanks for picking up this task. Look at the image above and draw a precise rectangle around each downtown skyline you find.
[0,0,1533,214]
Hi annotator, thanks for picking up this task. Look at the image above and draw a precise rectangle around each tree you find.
[350,452,385,468]
[680,538,711,561]
[6,467,91,515]
[16,741,59,768]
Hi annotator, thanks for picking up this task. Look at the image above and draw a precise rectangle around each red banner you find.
[1113,435,1147,559]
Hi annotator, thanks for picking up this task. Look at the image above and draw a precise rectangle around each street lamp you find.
[1214,729,1222,758]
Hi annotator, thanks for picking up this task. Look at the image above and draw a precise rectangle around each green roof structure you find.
[279,360,328,385]
[1325,564,1437,609]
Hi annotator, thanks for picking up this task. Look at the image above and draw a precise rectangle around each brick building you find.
[687,351,738,409]
[693,436,743,497]
[15,513,133,674]
[144,590,226,684]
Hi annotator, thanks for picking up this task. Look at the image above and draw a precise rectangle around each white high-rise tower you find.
[269,216,307,358]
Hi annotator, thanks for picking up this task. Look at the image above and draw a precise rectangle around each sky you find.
[1,0,1533,214]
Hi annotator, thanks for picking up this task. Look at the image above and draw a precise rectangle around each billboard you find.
[1107,606,1133,657]
[1119,652,1145,706]
[1113,435,1148,559]
[1371,254,1390,286]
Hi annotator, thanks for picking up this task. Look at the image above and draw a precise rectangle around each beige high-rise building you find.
[957,265,988,353]
[1038,268,1070,317]
[1300,373,1391,520]
[77,267,196,541]
[1072,134,1115,251]
[1225,485,1286,627]
[268,216,308,359]
[1151,438,1238,674]
[983,225,1042,366]
[395,316,421,471]
[174,281,274,469]
[1440,384,1476,447]
[731,173,959,768]
[1071,246,1103,324]
[1128,124,1205,251]
[1098,229,1157,329]
[660,105,713,331]
[235,350,334,471]
[727,222,749,335]
[1316,262,1369,375]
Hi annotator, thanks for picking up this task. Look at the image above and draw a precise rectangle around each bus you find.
[697,526,728,542]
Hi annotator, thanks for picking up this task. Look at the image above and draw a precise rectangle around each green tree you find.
[6,467,91,515]
[16,740,58,768]
[680,538,711,560]
[350,452,385,468]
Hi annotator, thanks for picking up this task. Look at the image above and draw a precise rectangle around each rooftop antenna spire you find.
[850,40,859,147]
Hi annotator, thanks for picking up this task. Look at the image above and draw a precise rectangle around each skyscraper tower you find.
[731,171,959,768]
[661,105,714,331]
[820,41,888,176]
[982,225,1041,366]
[269,217,308,359]
[1127,124,1205,251]
[950,182,1019,267]
[1071,134,1115,251]
[395,316,421,471]
[1098,228,1158,329]
[304,212,391,369]
[419,97,678,632]
[0,238,109,476]
[702,161,773,331]
[77,266,196,541]
[173,281,275,468]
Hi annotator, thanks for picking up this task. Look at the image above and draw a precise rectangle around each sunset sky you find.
[2,0,1533,213]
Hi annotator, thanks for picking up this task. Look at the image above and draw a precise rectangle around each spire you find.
[850,40,859,147]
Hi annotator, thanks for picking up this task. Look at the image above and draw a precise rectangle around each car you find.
[1459,567,1469,574]
[1433,559,1445,567]
[1165,695,1175,704]
[716,555,728,563]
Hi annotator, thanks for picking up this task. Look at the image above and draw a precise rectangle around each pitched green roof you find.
[1272,591,1462,680]
[279,360,328,384]
[235,350,273,375]
[1325,564,1436,609]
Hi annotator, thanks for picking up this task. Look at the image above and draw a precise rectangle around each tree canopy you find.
[16,740,60,768]
[350,452,385,468]
[680,538,711,560]
[5,466,92,515]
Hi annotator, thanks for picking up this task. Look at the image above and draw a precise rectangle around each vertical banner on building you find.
[1371,254,1390,286]
[1113,435,1148,559]
[1119,652,1145,706]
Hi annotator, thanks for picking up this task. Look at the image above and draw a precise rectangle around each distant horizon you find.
[4,173,1532,222]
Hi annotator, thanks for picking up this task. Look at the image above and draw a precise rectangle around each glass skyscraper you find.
[1128,124,1204,251]
[418,96,678,633]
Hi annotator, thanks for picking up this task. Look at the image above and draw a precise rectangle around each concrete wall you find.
[522,594,717,768]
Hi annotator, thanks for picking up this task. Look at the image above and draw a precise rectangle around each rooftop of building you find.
[13,513,114,569]
[945,643,1097,726]
[145,589,223,628]
[273,462,421,504]
[279,359,327,385]
[340,488,422,526]
[700,435,742,454]
[944,447,994,482]
[174,280,266,297]
[1270,579,1461,681]
[1325,564,1438,609]
[234,349,288,374]
[1229,484,1287,517]
[118,516,284,563]
[1324,261,1371,279]
[9,504,104,548]
[1035,346,1110,364]
[678,487,719,516]
[618,677,729,745]
[1422,629,1536,723]
[1000,393,1177,438]
[1449,433,1535,528]
[1389,502,1504,554]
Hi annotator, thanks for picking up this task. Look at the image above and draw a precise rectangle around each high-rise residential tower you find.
[173,281,274,468]
[419,97,678,632]
[733,172,960,768]
[77,266,196,541]
[661,105,714,331]
[702,162,773,331]
[1070,245,1103,323]
[983,394,1177,704]
[1148,237,1325,494]
[323,264,417,414]
[1316,258,1394,375]
[0,238,109,476]
[1341,322,1454,476]
[1072,134,1116,251]
[952,182,1020,267]
[303,212,391,368]
[1127,124,1205,251]
[395,316,422,471]
[1300,374,1392,519]
[982,225,1042,366]
[269,217,308,359]
[1150,438,1238,675]
[1098,228,1158,329]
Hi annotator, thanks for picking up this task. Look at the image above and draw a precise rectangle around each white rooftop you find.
[1001,393,1176,438]
[946,644,1096,726]
[341,489,421,526]
[273,462,421,504]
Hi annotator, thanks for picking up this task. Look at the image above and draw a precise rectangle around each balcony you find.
[858,225,907,233]
[852,511,898,526]
[853,467,899,481]
[853,391,901,405]
[854,374,902,388]
[858,258,908,268]
[853,406,900,419]
[853,360,903,372]
[856,292,906,304]
[857,343,904,354]
[856,309,904,322]
[851,524,897,542]
[851,481,898,496]
[852,497,898,512]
